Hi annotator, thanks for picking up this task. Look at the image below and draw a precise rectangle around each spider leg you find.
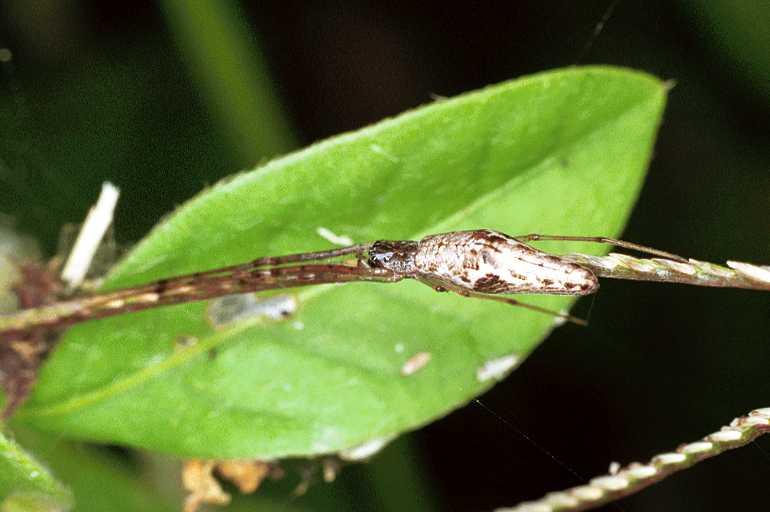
[418,278,587,326]
[514,234,687,263]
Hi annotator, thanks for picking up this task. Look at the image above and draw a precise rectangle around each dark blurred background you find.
[1,1,769,511]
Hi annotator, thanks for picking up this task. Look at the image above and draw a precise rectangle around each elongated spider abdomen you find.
[414,229,598,295]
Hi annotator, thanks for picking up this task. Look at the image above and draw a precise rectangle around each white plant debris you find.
[477,354,520,382]
[339,436,394,461]
[401,351,431,376]
[316,227,353,246]
[61,182,120,289]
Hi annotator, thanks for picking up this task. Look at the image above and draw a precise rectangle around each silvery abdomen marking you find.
[414,230,598,295]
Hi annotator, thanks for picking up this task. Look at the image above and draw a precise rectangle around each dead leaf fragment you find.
[182,459,277,512]
[216,460,270,494]
[182,460,230,512]
[0,261,63,417]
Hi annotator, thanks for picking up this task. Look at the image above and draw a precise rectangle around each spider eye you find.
[369,251,392,267]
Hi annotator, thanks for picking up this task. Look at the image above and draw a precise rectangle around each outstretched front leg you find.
[514,233,687,262]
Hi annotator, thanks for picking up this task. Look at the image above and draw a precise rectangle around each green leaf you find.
[17,66,666,458]
[0,429,71,511]
[9,429,174,512]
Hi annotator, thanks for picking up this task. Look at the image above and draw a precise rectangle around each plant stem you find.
[562,252,770,291]
[499,407,770,512]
